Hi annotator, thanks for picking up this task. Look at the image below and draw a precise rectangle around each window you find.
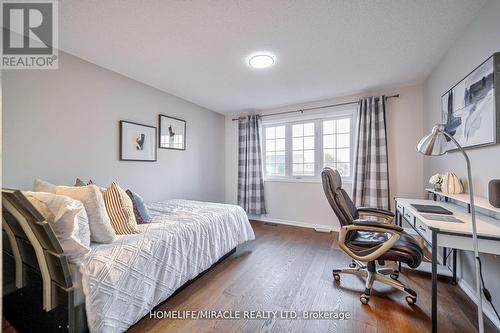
[323,118,351,177]
[265,125,286,176]
[292,122,315,176]
[262,112,354,181]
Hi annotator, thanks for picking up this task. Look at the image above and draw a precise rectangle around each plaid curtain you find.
[238,115,267,214]
[352,96,390,210]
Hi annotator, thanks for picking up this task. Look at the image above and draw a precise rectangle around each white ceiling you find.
[59,0,486,114]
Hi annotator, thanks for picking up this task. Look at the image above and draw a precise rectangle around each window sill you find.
[264,177,353,184]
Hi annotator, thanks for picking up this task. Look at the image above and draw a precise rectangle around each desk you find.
[394,198,500,333]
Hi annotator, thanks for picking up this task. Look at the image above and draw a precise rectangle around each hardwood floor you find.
[129,221,496,333]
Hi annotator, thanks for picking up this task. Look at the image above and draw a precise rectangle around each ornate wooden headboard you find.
[2,189,87,332]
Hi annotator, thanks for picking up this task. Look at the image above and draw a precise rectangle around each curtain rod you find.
[231,94,399,121]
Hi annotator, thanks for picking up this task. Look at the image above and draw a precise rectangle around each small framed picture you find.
[120,121,157,161]
[159,114,186,150]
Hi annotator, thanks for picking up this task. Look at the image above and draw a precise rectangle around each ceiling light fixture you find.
[247,52,276,69]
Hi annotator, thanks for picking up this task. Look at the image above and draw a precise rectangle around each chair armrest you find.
[357,207,395,217]
[357,207,395,223]
[353,220,402,232]
[338,223,402,262]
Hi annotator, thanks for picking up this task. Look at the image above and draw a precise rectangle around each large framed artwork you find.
[159,114,186,150]
[441,52,500,151]
[119,121,157,161]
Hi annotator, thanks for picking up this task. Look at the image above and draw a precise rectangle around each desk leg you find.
[432,230,438,333]
[443,247,447,266]
[452,249,457,284]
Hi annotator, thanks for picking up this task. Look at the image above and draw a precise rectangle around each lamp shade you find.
[416,124,448,156]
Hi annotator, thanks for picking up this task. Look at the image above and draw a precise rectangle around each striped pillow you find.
[103,182,140,234]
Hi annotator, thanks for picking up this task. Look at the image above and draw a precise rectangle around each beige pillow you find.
[24,191,91,263]
[103,182,140,234]
[33,178,57,193]
[56,185,117,243]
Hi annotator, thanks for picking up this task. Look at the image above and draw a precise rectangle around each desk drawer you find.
[396,201,404,215]
[415,219,432,243]
[402,210,415,227]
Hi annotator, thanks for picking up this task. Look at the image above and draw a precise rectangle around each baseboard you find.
[457,278,500,330]
[249,215,339,233]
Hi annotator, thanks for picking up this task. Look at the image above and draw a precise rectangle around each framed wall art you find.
[119,120,157,161]
[159,114,186,150]
[441,52,500,151]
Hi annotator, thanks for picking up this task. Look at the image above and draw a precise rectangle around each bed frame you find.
[2,189,236,332]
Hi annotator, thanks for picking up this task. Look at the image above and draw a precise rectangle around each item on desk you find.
[411,204,453,215]
[421,213,464,223]
[488,179,500,208]
[429,173,444,192]
[442,171,463,194]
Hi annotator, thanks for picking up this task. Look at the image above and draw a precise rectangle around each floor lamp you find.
[417,124,484,333]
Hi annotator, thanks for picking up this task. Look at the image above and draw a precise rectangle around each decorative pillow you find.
[56,185,117,243]
[104,183,141,234]
[23,191,91,263]
[33,178,57,193]
[126,190,152,224]
[74,178,87,186]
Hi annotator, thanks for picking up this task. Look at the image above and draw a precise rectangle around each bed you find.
[2,190,254,333]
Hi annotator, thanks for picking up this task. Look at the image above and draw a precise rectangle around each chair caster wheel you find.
[390,272,399,280]
[405,296,416,305]
[360,294,370,305]
[349,262,356,268]
[333,273,341,282]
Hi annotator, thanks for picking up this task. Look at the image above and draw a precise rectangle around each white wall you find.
[2,51,226,203]
[423,0,500,325]
[225,83,424,230]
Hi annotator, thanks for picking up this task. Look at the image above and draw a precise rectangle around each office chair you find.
[321,167,423,305]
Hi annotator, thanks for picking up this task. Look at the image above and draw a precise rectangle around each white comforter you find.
[79,199,254,333]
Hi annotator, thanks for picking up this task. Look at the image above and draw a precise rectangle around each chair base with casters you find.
[332,260,417,305]
[321,167,423,306]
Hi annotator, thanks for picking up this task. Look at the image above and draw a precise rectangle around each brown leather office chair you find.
[321,167,423,305]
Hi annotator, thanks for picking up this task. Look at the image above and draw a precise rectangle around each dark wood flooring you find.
[128,221,496,333]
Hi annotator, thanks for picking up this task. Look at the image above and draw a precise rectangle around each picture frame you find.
[158,114,186,150]
[441,52,500,151]
[119,120,157,161]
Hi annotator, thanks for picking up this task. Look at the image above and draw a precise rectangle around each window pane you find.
[292,124,303,137]
[293,164,303,174]
[293,137,303,150]
[266,152,275,164]
[276,163,285,176]
[324,149,335,162]
[293,152,304,163]
[337,163,350,176]
[337,148,350,163]
[324,134,335,148]
[324,163,336,169]
[276,126,285,138]
[337,118,350,133]
[304,136,314,149]
[265,127,275,139]
[304,123,315,136]
[304,150,314,163]
[276,138,286,151]
[303,163,314,175]
[266,139,275,151]
[323,120,335,134]
[337,133,350,148]
[266,164,275,175]
[276,152,285,164]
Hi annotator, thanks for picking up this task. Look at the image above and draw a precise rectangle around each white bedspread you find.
[79,199,254,333]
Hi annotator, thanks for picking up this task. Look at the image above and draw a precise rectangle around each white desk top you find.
[425,188,500,215]
[395,198,500,239]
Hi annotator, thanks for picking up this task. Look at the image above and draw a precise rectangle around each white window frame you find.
[262,108,356,183]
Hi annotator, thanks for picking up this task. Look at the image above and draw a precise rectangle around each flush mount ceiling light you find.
[247,52,276,69]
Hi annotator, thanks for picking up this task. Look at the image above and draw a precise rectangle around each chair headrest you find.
[321,167,342,190]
